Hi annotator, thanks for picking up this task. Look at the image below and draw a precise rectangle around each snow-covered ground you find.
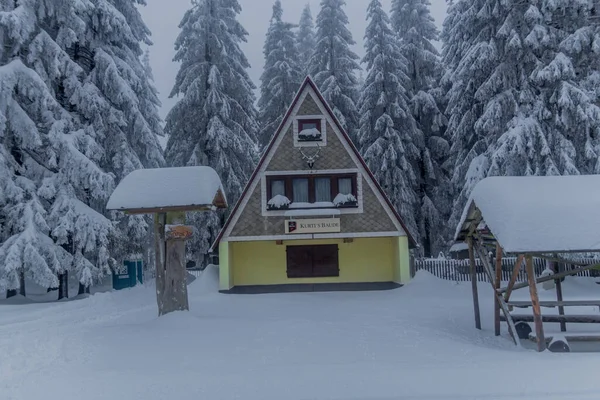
[2,268,600,400]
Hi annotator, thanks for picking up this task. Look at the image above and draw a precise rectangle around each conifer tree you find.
[297,4,316,74]
[0,0,165,297]
[309,0,360,139]
[443,0,600,231]
[258,0,302,150]
[358,0,419,239]
[164,0,259,265]
[391,0,449,255]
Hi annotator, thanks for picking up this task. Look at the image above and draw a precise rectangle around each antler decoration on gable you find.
[298,144,321,169]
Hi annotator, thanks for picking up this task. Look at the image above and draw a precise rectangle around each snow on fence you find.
[415,257,600,283]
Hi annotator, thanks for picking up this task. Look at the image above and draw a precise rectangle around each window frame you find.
[297,119,323,142]
[266,173,358,210]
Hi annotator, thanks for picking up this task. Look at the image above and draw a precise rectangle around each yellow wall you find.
[224,237,410,287]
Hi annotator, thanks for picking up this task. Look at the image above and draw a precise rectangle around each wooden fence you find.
[414,257,600,282]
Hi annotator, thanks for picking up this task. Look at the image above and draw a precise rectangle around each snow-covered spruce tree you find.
[560,0,600,174]
[443,0,600,230]
[0,0,116,298]
[358,0,419,239]
[84,0,166,278]
[391,0,449,256]
[258,0,302,150]
[297,3,316,74]
[165,0,259,266]
[309,0,360,140]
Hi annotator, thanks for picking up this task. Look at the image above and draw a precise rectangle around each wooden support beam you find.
[497,261,600,294]
[467,237,481,330]
[525,255,545,352]
[473,241,519,346]
[494,243,503,336]
[552,259,566,332]
[504,254,524,304]
[154,212,190,316]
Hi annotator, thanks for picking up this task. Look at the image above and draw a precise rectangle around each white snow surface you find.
[284,208,341,217]
[107,167,225,211]
[298,127,321,138]
[2,269,600,399]
[267,194,291,208]
[456,175,600,253]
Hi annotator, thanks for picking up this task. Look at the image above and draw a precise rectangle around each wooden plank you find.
[154,213,167,316]
[526,255,546,352]
[494,243,502,336]
[552,259,567,332]
[473,241,519,346]
[497,261,600,294]
[503,254,524,304]
[529,332,600,342]
[507,300,600,308]
[501,314,600,323]
[468,237,481,330]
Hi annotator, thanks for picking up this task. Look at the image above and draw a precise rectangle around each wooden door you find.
[286,244,339,278]
[286,245,313,278]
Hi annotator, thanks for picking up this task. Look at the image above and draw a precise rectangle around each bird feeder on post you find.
[107,167,227,316]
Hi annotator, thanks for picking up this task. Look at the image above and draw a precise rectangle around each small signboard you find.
[285,218,341,234]
[165,225,194,241]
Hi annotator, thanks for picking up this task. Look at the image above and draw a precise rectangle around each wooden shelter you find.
[455,176,600,352]
[107,166,227,316]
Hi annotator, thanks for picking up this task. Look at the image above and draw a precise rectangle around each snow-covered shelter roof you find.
[107,167,227,214]
[455,175,600,254]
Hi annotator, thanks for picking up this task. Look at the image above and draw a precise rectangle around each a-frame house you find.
[212,77,416,293]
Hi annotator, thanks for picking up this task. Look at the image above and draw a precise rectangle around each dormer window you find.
[295,116,327,146]
[298,119,322,142]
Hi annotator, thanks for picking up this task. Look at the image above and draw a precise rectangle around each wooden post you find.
[154,213,167,315]
[526,255,546,352]
[467,237,481,330]
[473,242,519,346]
[156,212,190,316]
[494,243,503,336]
[552,259,566,332]
[504,254,524,303]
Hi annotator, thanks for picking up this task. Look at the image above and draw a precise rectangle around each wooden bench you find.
[501,314,600,323]
[507,300,600,309]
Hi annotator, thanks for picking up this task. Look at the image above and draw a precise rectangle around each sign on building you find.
[285,218,341,234]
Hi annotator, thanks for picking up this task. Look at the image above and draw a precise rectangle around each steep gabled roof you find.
[211,76,416,250]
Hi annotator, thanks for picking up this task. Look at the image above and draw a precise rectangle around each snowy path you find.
[1,269,600,400]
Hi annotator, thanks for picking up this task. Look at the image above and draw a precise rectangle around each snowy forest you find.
[1,0,600,296]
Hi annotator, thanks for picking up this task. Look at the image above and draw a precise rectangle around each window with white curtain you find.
[315,177,331,202]
[338,178,353,195]
[270,180,285,197]
[292,178,309,203]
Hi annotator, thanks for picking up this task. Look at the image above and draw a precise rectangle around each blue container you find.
[112,260,143,290]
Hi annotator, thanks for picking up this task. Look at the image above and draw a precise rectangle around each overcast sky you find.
[139,0,448,120]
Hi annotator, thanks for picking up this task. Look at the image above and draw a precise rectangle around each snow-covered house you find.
[212,77,416,293]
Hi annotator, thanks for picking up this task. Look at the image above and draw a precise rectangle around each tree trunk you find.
[58,271,69,300]
[78,283,90,295]
[19,269,25,297]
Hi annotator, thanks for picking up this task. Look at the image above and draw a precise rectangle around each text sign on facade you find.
[285,218,341,234]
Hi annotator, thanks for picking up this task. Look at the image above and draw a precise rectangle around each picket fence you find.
[414,257,600,282]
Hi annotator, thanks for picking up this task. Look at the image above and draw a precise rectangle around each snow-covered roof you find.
[455,175,600,254]
[107,167,226,214]
[449,242,469,252]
